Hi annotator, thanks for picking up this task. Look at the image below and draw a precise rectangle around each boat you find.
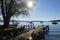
[52,22,58,24]
[40,21,43,23]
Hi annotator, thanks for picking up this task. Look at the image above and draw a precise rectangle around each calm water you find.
[0,22,60,40]
[0,22,60,31]
[13,22,60,33]
[19,22,60,40]
[19,22,60,30]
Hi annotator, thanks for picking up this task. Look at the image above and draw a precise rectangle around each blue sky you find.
[1,0,60,21]
[16,0,60,21]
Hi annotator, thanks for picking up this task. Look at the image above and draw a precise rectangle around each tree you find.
[0,0,35,29]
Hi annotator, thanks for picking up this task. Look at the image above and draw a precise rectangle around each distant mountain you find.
[49,20,60,22]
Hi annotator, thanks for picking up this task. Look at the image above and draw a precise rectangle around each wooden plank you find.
[10,26,46,40]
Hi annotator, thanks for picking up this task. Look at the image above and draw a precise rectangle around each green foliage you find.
[7,0,29,17]
[0,0,36,28]
[0,0,30,18]
[3,26,21,31]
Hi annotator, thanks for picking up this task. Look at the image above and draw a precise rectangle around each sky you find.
[0,0,60,21]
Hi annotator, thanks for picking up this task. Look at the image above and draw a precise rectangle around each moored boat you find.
[52,22,58,24]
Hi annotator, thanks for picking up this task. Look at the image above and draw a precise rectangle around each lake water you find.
[0,22,60,31]
[11,22,60,34]
[19,22,60,30]
[0,22,60,40]
[18,22,60,40]
[12,22,60,40]
[42,22,60,40]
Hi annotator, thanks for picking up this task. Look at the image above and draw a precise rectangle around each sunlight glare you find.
[26,0,36,9]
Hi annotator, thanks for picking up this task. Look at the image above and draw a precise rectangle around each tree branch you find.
[0,0,5,18]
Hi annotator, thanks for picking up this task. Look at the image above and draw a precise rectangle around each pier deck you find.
[10,26,46,40]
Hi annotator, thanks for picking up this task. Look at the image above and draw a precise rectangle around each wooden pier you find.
[9,25,49,40]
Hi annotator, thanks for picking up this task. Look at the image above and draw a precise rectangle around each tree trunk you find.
[0,16,11,30]
[3,16,11,28]
[0,0,12,30]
